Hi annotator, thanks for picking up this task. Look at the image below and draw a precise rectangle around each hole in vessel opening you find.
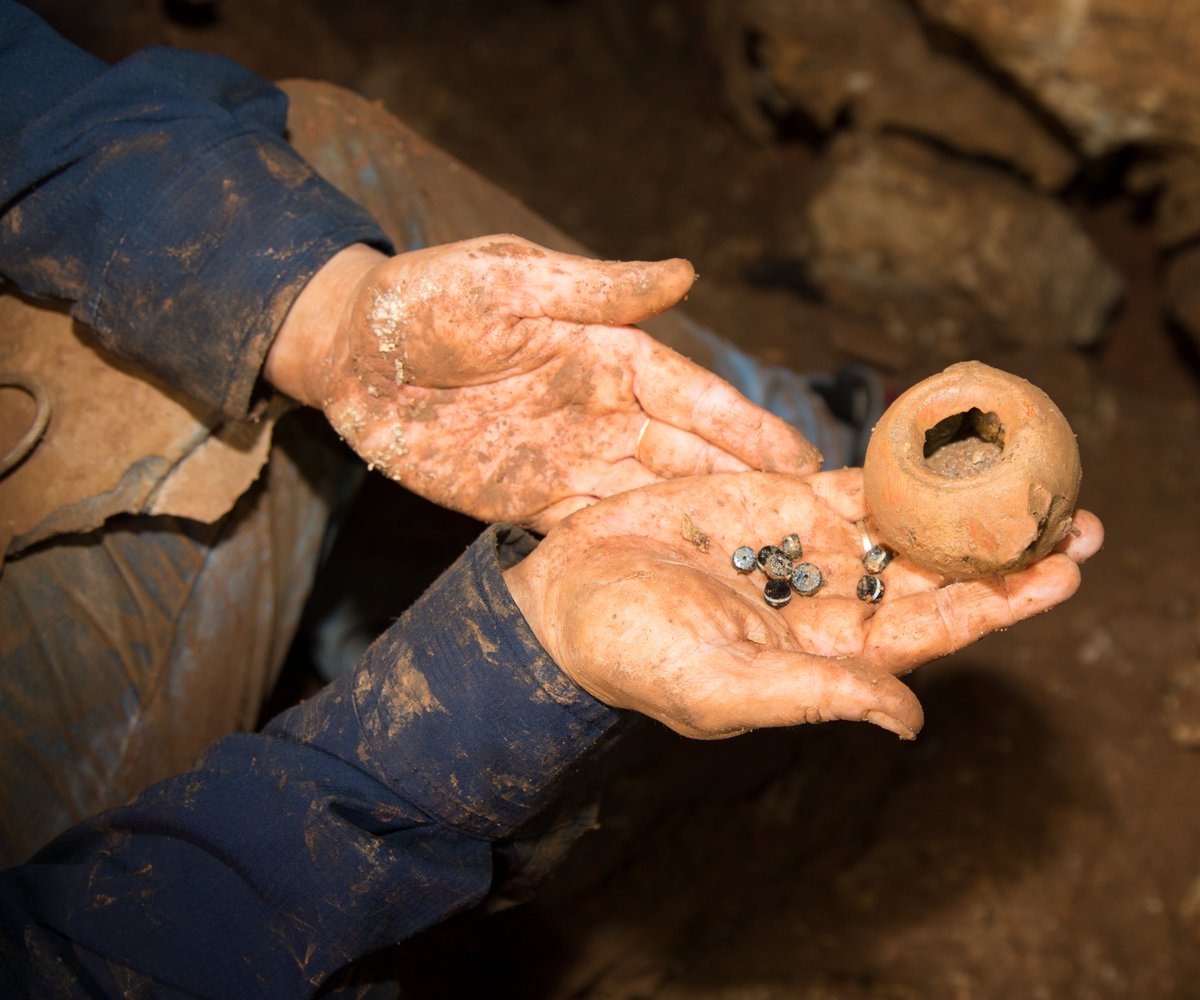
[922,408,1005,478]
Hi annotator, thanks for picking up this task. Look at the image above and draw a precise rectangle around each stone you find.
[914,0,1200,158]
[1127,151,1200,250]
[713,0,1077,189]
[1164,243,1200,355]
[797,134,1123,355]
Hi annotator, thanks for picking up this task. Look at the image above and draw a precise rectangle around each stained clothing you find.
[0,3,849,993]
[0,527,620,996]
[0,3,620,992]
[0,0,390,417]
[0,523,619,989]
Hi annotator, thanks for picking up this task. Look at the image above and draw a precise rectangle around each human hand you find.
[265,239,822,532]
[503,469,1103,739]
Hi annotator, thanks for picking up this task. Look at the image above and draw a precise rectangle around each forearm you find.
[0,526,620,996]
[0,1,392,417]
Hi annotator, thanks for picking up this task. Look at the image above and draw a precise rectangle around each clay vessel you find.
[862,361,1080,578]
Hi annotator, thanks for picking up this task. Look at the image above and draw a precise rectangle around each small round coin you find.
[757,544,783,571]
[856,574,885,603]
[764,578,792,608]
[790,562,823,595]
[761,549,795,580]
[779,533,804,559]
[863,544,893,575]
[732,545,758,573]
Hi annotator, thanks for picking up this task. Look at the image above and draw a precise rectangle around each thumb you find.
[509,246,697,327]
[733,650,926,740]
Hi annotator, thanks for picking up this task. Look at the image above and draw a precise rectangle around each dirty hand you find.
[264,238,821,532]
[502,469,1103,740]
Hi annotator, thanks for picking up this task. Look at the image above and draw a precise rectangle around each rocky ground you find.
[38,0,1200,996]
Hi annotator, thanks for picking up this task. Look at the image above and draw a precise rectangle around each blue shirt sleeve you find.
[0,525,621,997]
[0,1,394,416]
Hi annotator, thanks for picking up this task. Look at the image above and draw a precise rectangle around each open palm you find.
[313,237,823,531]
[504,469,1103,739]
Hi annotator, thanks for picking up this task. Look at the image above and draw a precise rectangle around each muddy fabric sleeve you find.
[0,1,392,417]
[0,526,620,997]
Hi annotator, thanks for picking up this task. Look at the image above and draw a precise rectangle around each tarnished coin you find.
[756,545,783,571]
[763,578,792,608]
[790,562,823,596]
[761,549,794,581]
[732,546,758,573]
[856,574,885,603]
[863,544,893,575]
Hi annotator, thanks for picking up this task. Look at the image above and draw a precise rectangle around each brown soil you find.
[923,408,1005,479]
[924,437,1003,477]
[40,1,1200,997]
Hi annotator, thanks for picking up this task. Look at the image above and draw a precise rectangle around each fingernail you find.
[864,710,918,741]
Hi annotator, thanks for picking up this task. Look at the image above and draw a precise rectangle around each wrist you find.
[263,243,387,407]
[502,558,541,643]
[503,547,586,698]
[502,554,554,661]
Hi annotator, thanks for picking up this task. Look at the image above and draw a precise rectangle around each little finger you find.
[1055,508,1104,564]
[864,553,1082,674]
